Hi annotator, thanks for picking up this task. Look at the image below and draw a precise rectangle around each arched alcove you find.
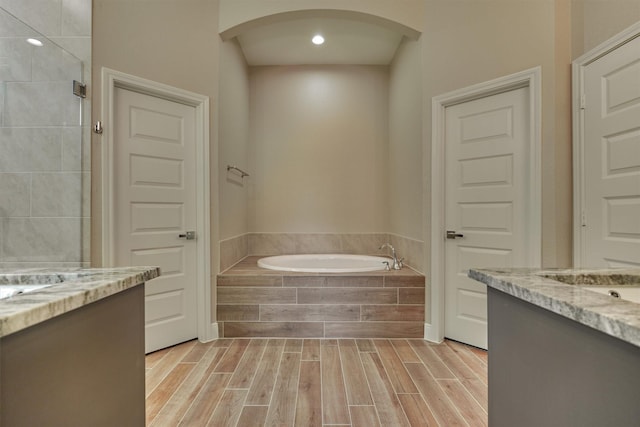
[220,9,422,42]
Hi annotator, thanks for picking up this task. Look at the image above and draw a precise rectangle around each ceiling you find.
[235,16,405,66]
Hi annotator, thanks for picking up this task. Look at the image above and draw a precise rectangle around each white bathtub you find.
[257,254,391,273]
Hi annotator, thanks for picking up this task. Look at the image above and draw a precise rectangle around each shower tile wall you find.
[0,0,91,267]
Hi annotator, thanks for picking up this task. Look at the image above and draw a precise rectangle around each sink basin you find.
[541,272,640,286]
[0,285,52,299]
[539,272,640,304]
[580,286,640,304]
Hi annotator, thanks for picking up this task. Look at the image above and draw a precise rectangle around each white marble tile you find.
[47,36,90,74]
[4,81,81,126]
[81,170,90,217]
[61,126,86,171]
[0,128,62,172]
[61,0,90,36]
[0,38,31,82]
[0,0,91,266]
[31,40,81,82]
[2,217,81,262]
[0,0,62,36]
[81,216,89,262]
[0,84,4,126]
[31,172,81,217]
[0,173,30,217]
[0,8,40,37]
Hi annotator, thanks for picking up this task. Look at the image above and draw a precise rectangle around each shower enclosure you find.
[0,6,89,267]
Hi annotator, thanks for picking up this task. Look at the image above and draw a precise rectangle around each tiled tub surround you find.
[217,256,425,338]
[469,268,640,347]
[0,266,159,337]
[220,232,424,272]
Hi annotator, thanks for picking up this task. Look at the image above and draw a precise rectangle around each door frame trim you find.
[427,67,542,343]
[572,22,640,268]
[100,67,216,343]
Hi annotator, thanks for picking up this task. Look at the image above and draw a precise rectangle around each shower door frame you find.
[428,67,542,344]
[99,67,216,343]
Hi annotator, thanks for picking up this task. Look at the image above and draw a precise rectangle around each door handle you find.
[178,231,196,240]
[446,230,464,239]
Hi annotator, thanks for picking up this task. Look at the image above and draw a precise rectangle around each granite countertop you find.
[0,267,160,338]
[469,268,640,348]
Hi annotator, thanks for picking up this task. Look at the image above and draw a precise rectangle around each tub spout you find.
[379,244,403,270]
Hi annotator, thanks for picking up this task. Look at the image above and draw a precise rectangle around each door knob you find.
[446,230,464,239]
[178,231,196,240]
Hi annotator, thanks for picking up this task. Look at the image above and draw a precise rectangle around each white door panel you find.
[445,87,530,349]
[582,35,640,267]
[114,87,198,353]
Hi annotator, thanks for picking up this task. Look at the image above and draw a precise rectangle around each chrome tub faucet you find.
[379,243,403,270]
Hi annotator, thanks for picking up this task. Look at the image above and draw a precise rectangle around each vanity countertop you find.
[469,268,640,348]
[0,267,160,338]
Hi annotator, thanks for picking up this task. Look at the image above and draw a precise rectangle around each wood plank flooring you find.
[146,339,488,426]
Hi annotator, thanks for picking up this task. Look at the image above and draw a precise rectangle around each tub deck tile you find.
[325,322,424,339]
[224,321,325,338]
[260,304,360,322]
[217,257,425,339]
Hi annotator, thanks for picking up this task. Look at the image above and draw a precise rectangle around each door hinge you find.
[581,210,587,227]
[93,121,103,134]
[580,93,586,110]
[73,80,86,98]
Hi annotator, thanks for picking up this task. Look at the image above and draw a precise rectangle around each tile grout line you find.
[375,339,414,426]
[169,344,225,427]
[360,340,388,427]
[429,342,473,427]
[168,346,229,425]
[262,339,286,424]
[447,342,489,415]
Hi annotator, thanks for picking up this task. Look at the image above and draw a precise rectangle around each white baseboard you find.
[424,323,444,343]
[199,322,219,343]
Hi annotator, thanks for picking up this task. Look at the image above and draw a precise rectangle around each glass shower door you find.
[0,7,87,267]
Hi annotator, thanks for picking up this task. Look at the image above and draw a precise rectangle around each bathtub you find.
[257,254,392,273]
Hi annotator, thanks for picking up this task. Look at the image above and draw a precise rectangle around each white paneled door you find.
[444,87,531,349]
[114,87,198,353]
[582,35,640,268]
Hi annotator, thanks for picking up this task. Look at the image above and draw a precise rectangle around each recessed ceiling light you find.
[26,38,43,47]
[312,34,325,45]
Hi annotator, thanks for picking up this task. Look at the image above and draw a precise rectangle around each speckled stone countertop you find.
[469,268,640,348]
[0,267,160,338]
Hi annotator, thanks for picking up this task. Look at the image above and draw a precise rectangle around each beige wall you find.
[421,0,574,271]
[577,0,640,57]
[219,0,425,37]
[90,0,637,329]
[248,65,390,233]
[389,38,423,241]
[219,39,251,241]
[91,0,221,272]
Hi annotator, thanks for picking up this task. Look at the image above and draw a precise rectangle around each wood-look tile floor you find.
[146,338,488,427]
